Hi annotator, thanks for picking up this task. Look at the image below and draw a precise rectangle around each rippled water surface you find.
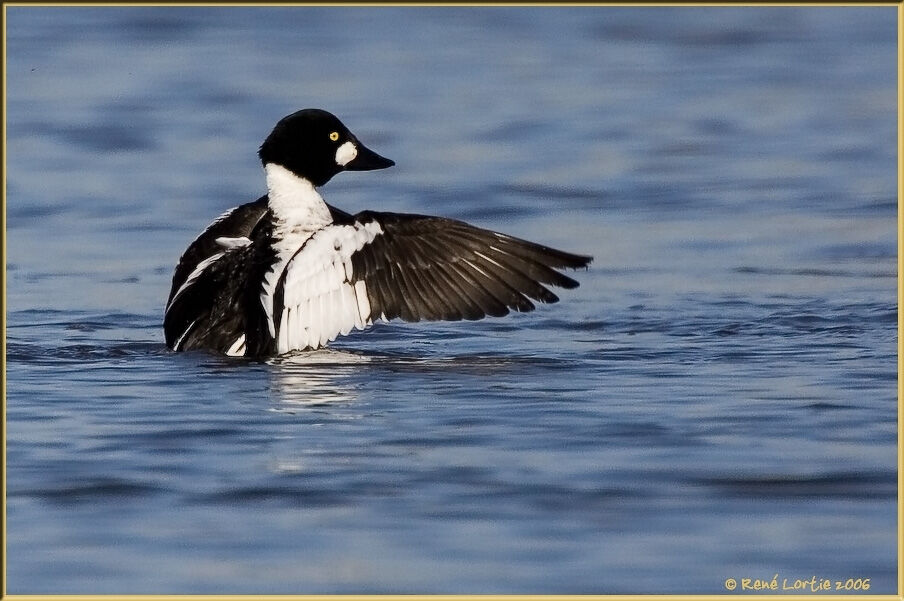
[5,6,897,593]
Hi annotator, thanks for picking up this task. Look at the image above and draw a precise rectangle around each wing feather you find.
[348,212,591,326]
[166,197,269,309]
[268,211,590,354]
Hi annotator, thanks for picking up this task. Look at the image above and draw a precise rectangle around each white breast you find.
[259,163,334,338]
[264,163,332,225]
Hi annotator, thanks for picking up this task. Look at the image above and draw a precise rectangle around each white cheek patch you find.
[335,141,357,167]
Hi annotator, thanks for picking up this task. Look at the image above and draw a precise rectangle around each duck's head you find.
[258,108,394,187]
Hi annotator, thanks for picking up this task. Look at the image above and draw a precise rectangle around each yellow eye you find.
[329,131,339,142]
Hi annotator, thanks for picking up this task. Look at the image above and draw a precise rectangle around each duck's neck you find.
[258,163,334,342]
[264,163,332,229]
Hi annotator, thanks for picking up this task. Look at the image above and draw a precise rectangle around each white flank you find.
[275,221,383,354]
[166,252,226,314]
[335,141,358,167]
[259,163,334,338]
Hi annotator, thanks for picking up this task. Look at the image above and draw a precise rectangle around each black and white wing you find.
[166,196,269,309]
[166,196,354,307]
[163,241,257,354]
[271,211,592,354]
[164,197,355,354]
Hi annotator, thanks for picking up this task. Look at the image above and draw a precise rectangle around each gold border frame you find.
[1,3,900,600]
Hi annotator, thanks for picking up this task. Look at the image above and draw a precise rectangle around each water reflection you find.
[5,5,896,593]
[266,348,371,408]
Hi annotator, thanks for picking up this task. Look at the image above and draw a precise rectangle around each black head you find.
[258,108,394,187]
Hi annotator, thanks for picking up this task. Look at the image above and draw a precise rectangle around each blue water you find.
[5,6,897,594]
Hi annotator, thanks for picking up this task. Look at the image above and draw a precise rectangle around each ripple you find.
[188,486,349,508]
[734,266,894,279]
[12,478,165,505]
[8,341,169,365]
[56,123,155,152]
[694,471,896,500]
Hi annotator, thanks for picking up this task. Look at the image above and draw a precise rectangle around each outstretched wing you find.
[272,211,592,353]
[166,196,269,309]
[166,197,351,309]
[163,242,256,354]
[164,197,355,355]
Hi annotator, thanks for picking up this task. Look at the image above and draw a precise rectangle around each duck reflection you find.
[266,348,371,408]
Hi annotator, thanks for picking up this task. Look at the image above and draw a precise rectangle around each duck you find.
[164,108,592,357]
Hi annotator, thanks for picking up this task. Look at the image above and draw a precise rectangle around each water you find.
[5,6,897,594]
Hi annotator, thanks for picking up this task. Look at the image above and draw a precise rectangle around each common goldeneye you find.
[164,109,592,357]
